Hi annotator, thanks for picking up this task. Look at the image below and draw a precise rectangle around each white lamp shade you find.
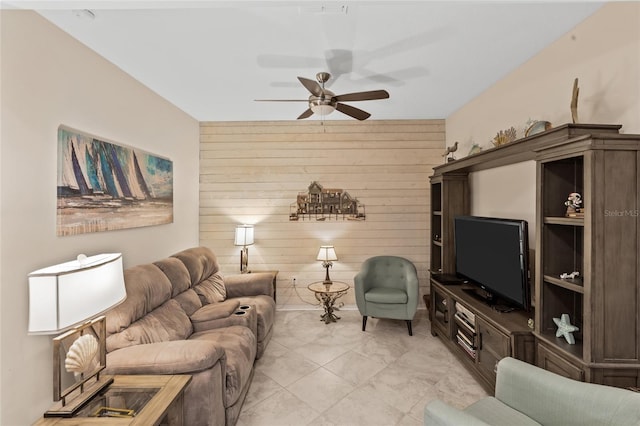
[317,246,338,262]
[28,253,126,334]
[234,225,255,246]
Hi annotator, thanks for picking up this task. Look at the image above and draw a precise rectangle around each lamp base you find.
[44,375,114,417]
[323,263,333,285]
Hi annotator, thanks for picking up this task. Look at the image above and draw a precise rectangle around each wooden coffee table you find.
[33,375,191,426]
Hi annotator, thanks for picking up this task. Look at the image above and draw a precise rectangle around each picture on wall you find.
[290,181,366,221]
[57,125,173,236]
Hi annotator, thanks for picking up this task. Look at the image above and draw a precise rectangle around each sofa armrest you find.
[191,301,257,337]
[192,300,240,322]
[224,272,274,299]
[105,340,224,375]
[424,400,492,426]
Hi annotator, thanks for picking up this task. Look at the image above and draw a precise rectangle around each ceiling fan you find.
[256,72,389,120]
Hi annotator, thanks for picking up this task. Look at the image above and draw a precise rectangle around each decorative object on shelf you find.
[442,141,458,162]
[560,271,580,280]
[553,313,579,344]
[571,77,580,124]
[57,126,173,236]
[467,143,482,156]
[564,192,584,217]
[525,120,552,137]
[527,318,535,329]
[317,245,338,284]
[290,181,365,221]
[234,224,255,273]
[492,127,517,146]
[27,253,126,417]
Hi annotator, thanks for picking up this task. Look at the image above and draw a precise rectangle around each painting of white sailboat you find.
[57,125,173,236]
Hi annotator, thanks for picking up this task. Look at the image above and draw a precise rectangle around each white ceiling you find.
[21,1,605,121]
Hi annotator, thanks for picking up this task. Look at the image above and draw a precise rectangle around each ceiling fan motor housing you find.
[309,88,337,115]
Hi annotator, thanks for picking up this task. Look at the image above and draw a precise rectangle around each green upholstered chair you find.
[354,256,419,336]
[424,356,640,426]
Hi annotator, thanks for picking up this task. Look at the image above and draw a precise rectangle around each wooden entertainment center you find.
[429,123,640,391]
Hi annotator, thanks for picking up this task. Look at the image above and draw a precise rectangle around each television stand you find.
[430,277,535,392]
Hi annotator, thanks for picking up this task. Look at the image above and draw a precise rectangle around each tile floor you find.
[237,308,488,426]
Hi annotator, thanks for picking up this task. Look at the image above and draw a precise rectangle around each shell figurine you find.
[65,334,99,375]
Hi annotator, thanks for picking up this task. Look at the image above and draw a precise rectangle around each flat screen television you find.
[454,215,530,311]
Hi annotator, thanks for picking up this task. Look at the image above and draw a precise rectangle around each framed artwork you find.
[57,125,173,236]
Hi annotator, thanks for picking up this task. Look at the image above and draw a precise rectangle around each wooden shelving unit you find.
[429,123,640,389]
[535,134,640,387]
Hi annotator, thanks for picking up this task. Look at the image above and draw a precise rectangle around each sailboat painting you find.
[57,126,173,236]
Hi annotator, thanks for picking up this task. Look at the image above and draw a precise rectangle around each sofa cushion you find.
[107,299,193,351]
[172,246,220,286]
[106,263,173,334]
[194,272,226,304]
[106,340,225,375]
[190,325,256,408]
[154,257,193,297]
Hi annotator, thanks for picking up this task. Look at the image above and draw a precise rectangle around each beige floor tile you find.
[287,367,356,413]
[238,309,489,426]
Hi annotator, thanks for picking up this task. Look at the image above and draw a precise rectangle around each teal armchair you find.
[424,357,640,425]
[354,256,419,335]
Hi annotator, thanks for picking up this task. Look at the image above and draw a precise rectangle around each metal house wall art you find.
[57,125,173,236]
[290,181,365,221]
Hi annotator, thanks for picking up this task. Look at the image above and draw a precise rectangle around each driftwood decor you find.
[290,181,365,221]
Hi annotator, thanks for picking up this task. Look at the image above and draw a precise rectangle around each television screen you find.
[454,216,530,311]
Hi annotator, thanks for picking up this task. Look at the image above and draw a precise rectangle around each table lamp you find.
[317,245,338,284]
[28,253,126,417]
[234,225,254,273]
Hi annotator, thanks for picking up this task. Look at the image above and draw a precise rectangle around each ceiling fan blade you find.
[336,103,371,121]
[298,77,324,97]
[297,108,314,120]
[334,90,390,102]
[254,99,308,102]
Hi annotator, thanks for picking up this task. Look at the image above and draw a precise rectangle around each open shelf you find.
[542,223,583,279]
[543,275,584,292]
[542,156,584,218]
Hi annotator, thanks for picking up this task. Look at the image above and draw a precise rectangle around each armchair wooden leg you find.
[362,316,368,331]
[406,320,413,336]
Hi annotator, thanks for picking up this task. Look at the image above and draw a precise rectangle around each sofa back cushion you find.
[107,299,193,351]
[106,263,173,333]
[154,257,203,315]
[173,247,227,304]
[194,273,226,304]
[105,263,193,352]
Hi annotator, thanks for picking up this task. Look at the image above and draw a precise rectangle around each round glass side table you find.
[307,281,349,324]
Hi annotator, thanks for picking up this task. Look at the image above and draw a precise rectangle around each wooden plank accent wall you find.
[200,119,445,309]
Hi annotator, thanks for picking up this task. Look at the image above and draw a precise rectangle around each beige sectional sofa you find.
[104,247,276,426]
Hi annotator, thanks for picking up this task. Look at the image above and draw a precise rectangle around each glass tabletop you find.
[308,281,349,293]
[74,386,160,418]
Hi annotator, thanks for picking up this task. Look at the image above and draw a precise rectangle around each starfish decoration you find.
[553,314,579,344]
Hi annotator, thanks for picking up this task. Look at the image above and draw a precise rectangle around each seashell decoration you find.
[65,334,99,375]
[493,126,517,147]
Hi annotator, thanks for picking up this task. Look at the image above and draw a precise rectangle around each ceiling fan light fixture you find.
[310,103,336,116]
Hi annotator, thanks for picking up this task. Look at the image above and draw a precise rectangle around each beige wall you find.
[0,11,200,425]
[447,2,640,242]
[200,120,444,308]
